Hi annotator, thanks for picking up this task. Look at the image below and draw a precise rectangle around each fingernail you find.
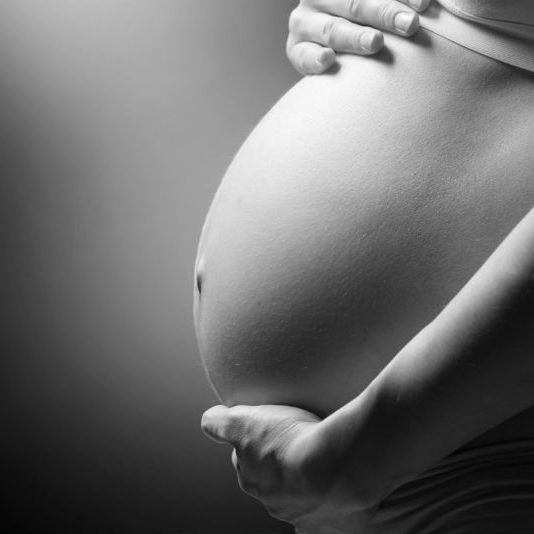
[412,0,430,10]
[395,12,418,34]
[317,48,335,67]
[360,31,382,52]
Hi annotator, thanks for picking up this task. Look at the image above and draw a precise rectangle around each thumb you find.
[201,405,250,446]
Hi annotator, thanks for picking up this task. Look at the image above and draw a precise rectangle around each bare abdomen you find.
[194,31,534,419]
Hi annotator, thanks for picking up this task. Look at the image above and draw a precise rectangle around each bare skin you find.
[196,14,534,534]
[202,203,534,532]
[195,30,534,414]
[286,0,431,74]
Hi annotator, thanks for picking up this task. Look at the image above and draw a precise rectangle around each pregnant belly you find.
[194,32,534,419]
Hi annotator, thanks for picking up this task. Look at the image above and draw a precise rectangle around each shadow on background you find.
[1,1,298,532]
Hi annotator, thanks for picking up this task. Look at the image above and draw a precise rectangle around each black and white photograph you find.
[3,1,534,533]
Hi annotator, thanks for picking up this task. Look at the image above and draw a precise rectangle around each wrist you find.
[317,384,397,509]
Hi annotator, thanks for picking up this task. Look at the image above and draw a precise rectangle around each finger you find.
[287,39,336,75]
[231,448,240,471]
[201,405,236,444]
[201,405,254,446]
[398,0,431,12]
[304,0,420,37]
[292,12,384,55]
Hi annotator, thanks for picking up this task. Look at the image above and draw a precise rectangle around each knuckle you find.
[321,18,339,45]
[288,7,303,33]
[377,2,396,26]
[345,0,362,19]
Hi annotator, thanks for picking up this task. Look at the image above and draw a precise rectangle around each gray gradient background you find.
[2,1,299,532]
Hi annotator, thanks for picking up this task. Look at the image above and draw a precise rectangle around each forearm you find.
[321,204,534,505]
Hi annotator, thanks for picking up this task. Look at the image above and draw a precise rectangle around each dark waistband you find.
[372,440,534,533]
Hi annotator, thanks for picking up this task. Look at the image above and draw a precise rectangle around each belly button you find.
[196,271,202,294]
[196,256,205,294]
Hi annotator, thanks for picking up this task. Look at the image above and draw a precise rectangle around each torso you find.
[195,29,534,454]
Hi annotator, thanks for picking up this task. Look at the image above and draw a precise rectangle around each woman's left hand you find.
[201,404,381,533]
[287,0,432,75]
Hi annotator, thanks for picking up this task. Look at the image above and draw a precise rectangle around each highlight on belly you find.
[194,46,534,417]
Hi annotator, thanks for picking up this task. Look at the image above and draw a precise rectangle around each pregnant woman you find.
[197,1,534,532]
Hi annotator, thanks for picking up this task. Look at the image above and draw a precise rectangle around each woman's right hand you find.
[287,0,431,75]
[201,403,388,533]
